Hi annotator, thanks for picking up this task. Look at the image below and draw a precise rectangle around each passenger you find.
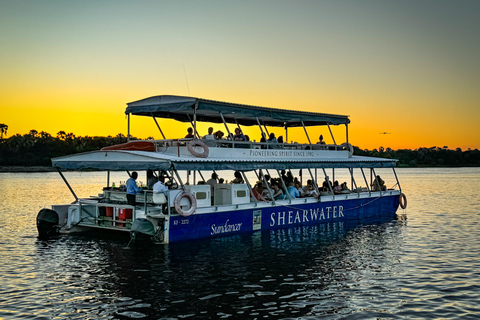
[252,183,268,202]
[218,178,224,184]
[306,184,318,198]
[231,171,244,184]
[185,127,194,139]
[204,127,215,140]
[295,181,305,197]
[153,176,168,193]
[317,134,326,145]
[322,176,333,192]
[278,136,284,144]
[268,133,279,149]
[371,175,386,191]
[341,182,350,192]
[147,169,158,189]
[214,130,225,140]
[272,183,285,200]
[285,171,294,185]
[287,182,299,199]
[126,172,143,206]
[233,128,245,141]
[333,180,342,194]
[281,170,288,184]
[303,179,313,194]
[206,172,218,193]
[245,135,250,142]
[260,133,267,149]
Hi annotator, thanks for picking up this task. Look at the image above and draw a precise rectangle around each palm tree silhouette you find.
[0,123,8,139]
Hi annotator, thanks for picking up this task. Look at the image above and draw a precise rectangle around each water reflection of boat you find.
[36,95,406,243]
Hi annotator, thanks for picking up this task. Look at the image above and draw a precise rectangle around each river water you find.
[0,167,479,319]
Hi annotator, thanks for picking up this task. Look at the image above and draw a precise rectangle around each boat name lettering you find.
[249,150,314,158]
[269,206,344,227]
[211,219,242,235]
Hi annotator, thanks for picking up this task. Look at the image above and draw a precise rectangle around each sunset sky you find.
[1,0,479,150]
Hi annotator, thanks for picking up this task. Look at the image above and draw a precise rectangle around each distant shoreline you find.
[0,166,56,172]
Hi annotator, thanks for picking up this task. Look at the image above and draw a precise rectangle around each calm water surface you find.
[0,168,479,319]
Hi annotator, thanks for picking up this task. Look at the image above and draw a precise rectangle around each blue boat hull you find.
[168,194,400,242]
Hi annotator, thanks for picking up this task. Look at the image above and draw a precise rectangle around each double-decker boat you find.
[36,95,407,243]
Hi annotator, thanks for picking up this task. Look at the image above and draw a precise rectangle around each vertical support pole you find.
[193,101,198,139]
[56,168,78,202]
[346,123,349,145]
[307,168,320,198]
[152,115,166,139]
[349,168,359,196]
[327,123,336,145]
[220,113,232,141]
[360,168,371,196]
[392,167,402,193]
[276,169,292,202]
[301,121,312,145]
[127,113,131,142]
[241,172,257,204]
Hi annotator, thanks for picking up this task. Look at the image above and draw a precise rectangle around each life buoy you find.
[174,191,197,216]
[399,193,407,209]
[187,140,209,158]
[341,143,354,157]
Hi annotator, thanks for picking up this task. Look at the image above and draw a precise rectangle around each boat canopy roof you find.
[52,150,396,171]
[125,95,350,127]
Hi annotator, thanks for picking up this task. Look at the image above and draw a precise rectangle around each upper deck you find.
[52,95,397,171]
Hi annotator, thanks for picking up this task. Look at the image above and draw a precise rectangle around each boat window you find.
[236,190,247,198]
[195,192,207,200]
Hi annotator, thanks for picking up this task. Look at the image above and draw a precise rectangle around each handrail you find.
[129,138,349,152]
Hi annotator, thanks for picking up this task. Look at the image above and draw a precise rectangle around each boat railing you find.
[139,138,350,153]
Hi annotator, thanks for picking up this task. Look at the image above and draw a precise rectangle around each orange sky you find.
[1,1,479,150]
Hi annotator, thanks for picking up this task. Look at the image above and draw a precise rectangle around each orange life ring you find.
[187,140,209,158]
[399,193,407,209]
[174,191,197,216]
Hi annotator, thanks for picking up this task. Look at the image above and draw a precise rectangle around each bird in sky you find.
[379,132,391,134]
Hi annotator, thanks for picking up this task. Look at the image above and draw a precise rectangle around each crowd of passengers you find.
[184,127,329,149]
[126,169,386,206]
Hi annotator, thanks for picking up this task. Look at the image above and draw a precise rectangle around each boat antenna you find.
[183,63,191,95]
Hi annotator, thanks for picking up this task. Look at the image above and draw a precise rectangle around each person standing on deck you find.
[126,172,142,206]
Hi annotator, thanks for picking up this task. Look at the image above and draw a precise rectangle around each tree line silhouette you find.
[0,127,479,167]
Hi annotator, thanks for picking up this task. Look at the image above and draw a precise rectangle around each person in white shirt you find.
[203,127,215,140]
[153,178,168,193]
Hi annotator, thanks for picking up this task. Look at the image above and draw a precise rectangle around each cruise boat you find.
[36,95,407,243]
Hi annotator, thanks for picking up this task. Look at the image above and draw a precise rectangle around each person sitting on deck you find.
[322,176,333,192]
[268,133,280,149]
[295,181,305,197]
[287,182,300,199]
[153,176,168,193]
[317,134,326,145]
[333,180,342,194]
[260,133,267,149]
[252,183,268,202]
[233,128,245,141]
[185,127,194,139]
[272,183,285,200]
[203,127,215,140]
[126,172,143,206]
[371,175,386,191]
[231,171,244,184]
